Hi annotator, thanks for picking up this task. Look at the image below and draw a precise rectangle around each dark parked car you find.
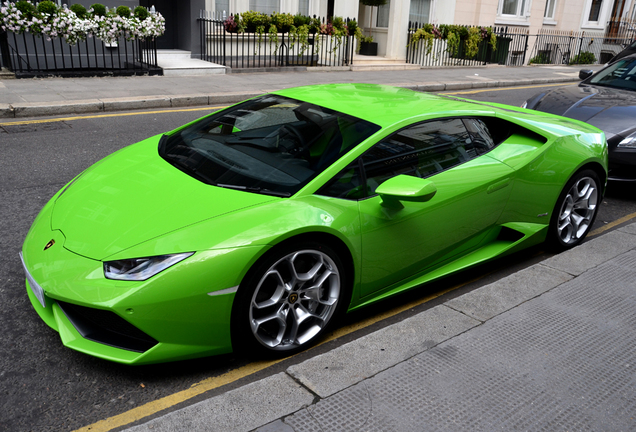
[607,40,636,64]
[523,54,636,181]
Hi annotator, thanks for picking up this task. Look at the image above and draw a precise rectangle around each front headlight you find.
[104,253,194,281]
[617,132,636,148]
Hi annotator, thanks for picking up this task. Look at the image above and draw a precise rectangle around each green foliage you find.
[446,31,460,56]
[465,27,481,58]
[116,5,131,18]
[36,1,58,16]
[134,6,149,20]
[271,12,294,32]
[91,3,107,17]
[268,24,278,54]
[293,14,310,27]
[70,4,87,19]
[240,10,270,33]
[360,35,374,43]
[530,53,552,64]
[569,51,597,65]
[289,24,310,54]
[15,1,36,19]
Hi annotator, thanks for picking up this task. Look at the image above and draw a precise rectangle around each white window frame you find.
[496,0,532,26]
[581,0,611,29]
[543,0,557,25]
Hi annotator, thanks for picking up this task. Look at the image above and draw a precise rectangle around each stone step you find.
[156,50,227,76]
[0,67,15,79]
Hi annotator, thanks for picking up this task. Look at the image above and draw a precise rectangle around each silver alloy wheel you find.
[248,249,340,351]
[557,176,598,245]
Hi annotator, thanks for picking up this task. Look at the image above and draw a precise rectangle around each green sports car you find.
[20,84,607,364]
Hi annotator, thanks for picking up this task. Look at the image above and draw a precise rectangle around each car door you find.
[354,118,515,298]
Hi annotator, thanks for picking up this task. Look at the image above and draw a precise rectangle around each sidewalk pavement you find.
[0,64,603,119]
[122,223,636,432]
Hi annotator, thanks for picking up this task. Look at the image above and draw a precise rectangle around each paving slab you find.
[286,304,480,398]
[542,229,636,276]
[445,263,573,321]
[125,373,314,432]
[11,99,104,117]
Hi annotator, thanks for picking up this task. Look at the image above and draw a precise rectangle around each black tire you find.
[547,169,601,251]
[231,241,348,357]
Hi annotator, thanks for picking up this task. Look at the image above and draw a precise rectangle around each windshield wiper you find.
[216,183,291,197]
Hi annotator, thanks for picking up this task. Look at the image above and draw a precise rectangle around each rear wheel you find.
[547,169,600,250]
[232,242,347,355]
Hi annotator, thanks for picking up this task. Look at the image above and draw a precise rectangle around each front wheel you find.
[232,242,347,356]
[547,169,601,251]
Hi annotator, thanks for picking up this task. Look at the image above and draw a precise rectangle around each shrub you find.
[36,1,58,16]
[293,14,310,27]
[134,6,149,20]
[116,5,131,18]
[70,4,87,19]
[570,51,597,65]
[530,53,551,64]
[15,1,36,19]
[90,3,107,17]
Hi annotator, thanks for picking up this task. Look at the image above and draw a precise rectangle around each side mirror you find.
[579,69,594,80]
[376,175,437,208]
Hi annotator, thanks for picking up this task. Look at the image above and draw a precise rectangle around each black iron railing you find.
[199,12,355,70]
[2,31,161,77]
[529,28,635,65]
[406,24,529,67]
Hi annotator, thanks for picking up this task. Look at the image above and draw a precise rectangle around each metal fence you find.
[199,11,355,69]
[406,24,529,67]
[528,28,636,65]
[1,31,160,77]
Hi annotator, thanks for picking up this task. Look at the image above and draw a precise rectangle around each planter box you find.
[359,41,378,56]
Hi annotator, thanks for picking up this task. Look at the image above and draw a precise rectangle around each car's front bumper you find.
[20,199,261,365]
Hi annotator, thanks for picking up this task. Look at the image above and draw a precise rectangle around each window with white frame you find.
[298,0,309,16]
[249,0,280,14]
[409,0,431,25]
[498,0,528,18]
[377,1,390,28]
[544,0,557,19]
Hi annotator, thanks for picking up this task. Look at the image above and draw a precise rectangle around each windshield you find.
[588,57,636,91]
[159,95,380,197]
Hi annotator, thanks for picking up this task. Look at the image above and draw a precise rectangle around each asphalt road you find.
[1,84,634,432]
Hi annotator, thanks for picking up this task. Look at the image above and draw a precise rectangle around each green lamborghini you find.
[20,84,607,364]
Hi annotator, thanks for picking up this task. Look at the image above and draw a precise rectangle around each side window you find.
[362,118,473,196]
[463,118,496,155]
[317,118,499,201]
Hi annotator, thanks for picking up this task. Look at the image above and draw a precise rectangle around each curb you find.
[0,77,578,120]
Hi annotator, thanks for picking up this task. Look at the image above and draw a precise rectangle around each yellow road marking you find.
[0,106,225,127]
[445,82,575,95]
[589,211,636,237]
[76,275,479,432]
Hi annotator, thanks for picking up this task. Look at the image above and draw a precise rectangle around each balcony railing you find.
[1,30,161,78]
[198,12,355,70]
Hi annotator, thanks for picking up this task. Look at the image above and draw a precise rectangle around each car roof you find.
[271,84,491,128]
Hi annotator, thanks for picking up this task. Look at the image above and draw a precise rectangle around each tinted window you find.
[361,118,473,195]
[318,118,500,200]
[588,57,636,91]
[159,95,380,197]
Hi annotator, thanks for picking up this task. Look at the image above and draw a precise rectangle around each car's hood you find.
[52,137,276,260]
[531,85,636,138]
